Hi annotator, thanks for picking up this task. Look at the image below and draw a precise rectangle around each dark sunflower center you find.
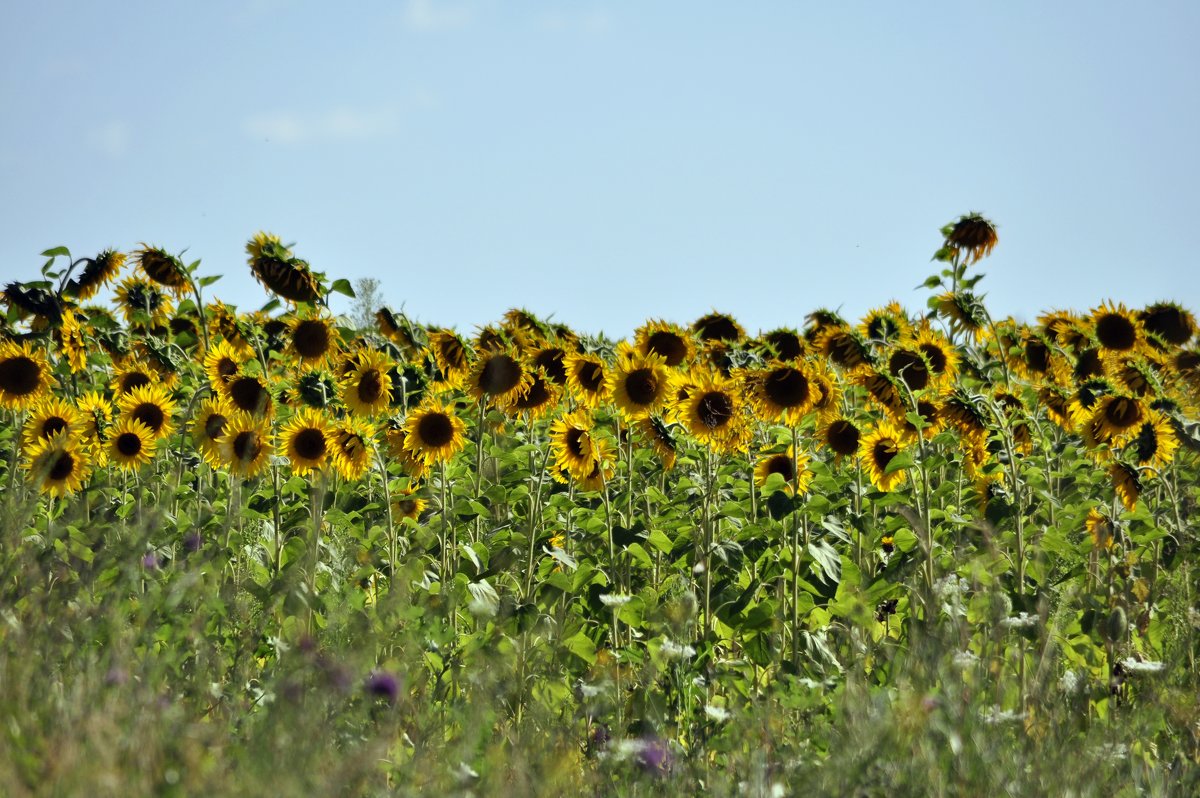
[764,331,803,361]
[695,317,740,342]
[116,432,143,457]
[1141,306,1193,345]
[48,451,74,481]
[1096,313,1136,351]
[0,355,41,396]
[624,368,659,406]
[696,391,734,429]
[867,317,901,340]
[578,361,604,392]
[217,358,238,381]
[917,343,948,375]
[417,413,454,448]
[397,499,418,516]
[1132,423,1158,463]
[1105,398,1141,429]
[872,439,898,472]
[1024,340,1050,373]
[645,331,688,366]
[826,420,860,456]
[232,430,261,462]
[888,351,929,391]
[514,377,551,410]
[293,320,331,358]
[204,413,227,441]
[294,427,326,460]
[132,402,165,433]
[231,377,269,414]
[339,433,365,459]
[534,348,567,385]
[565,427,587,458]
[119,372,152,394]
[1176,351,1200,374]
[827,332,866,369]
[916,400,939,427]
[41,417,68,438]
[356,369,384,404]
[440,340,467,371]
[764,368,809,408]
[1074,349,1103,380]
[479,355,521,396]
[764,453,795,481]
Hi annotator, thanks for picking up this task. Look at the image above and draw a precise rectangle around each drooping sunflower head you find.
[819,416,862,461]
[637,416,679,471]
[851,367,906,418]
[194,397,233,468]
[330,417,375,481]
[3,283,61,324]
[1039,385,1075,431]
[376,307,423,356]
[942,388,991,441]
[895,397,946,441]
[65,249,126,301]
[340,349,394,417]
[757,328,805,362]
[814,325,875,371]
[280,406,334,476]
[24,431,91,498]
[403,399,467,466]
[609,345,670,421]
[218,412,273,479]
[288,313,338,367]
[754,446,813,496]
[803,309,847,347]
[1139,302,1196,347]
[117,383,178,440]
[744,361,817,426]
[23,397,83,446]
[565,352,609,408]
[860,421,909,493]
[934,291,988,342]
[1012,329,1056,381]
[942,212,998,264]
[77,390,113,443]
[1092,301,1143,354]
[245,232,321,304]
[134,245,189,294]
[1085,508,1116,551]
[507,366,561,419]
[678,370,749,454]
[572,436,616,493]
[1038,310,1090,351]
[502,307,551,345]
[474,325,513,354]
[108,416,157,472]
[550,409,596,483]
[860,301,910,344]
[0,341,54,411]
[115,276,173,327]
[634,320,695,368]
[1110,462,1141,512]
[691,312,745,346]
[56,307,89,373]
[429,330,472,387]
[222,373,275,421]
[384,423,428,483]
[807,361,840,423]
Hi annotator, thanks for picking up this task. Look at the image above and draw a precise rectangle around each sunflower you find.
[77,390,113,446]
[1038,385,1075,431]
[635,320,695,368]
[288,313,338,367]
[134,245,189,295]
[1091,301,1143,355]
[851,368,906,418]
[3,283,60,324]
[1087,394,1146,448]
[808,361,840,424]
[23,397,83,445]
[218,413,273,478]
[565,352,609,408]
[222,373,275,421]
[1011,329,1056,381]
[1039,310,1090,351]
[279,406,334,475]
[115,276,173,326]
[692,312,745,345]
[246,232,321,304]
[117,383,177,440]
[57,308,88,372]
[204,339,248,389]
[339,349,393,417]
[206,301,256,358]
[1139,302,1196,346]
[896,398,946,440]
[859,421,909,492]
[1085,508,1115,551]
[377,307,422,356]
[678,370,749,454]
[942,389,990,442]
[111,359,157,396]
[814,325,874,370]
[194,397,233,468]
[1105,354,1158,398]
[860,301,909,344]
[743,361,817,426]
[468,348,531,407]
[758,328,805,362]
[819,416,862,461]
[571,437,615,493]
[384,423,428,483]
[507,366,561,419]
[637,416,678,471]
[885,347,933,393]
[392,487,427,522]
[934,292,988,342]
[24,431,91,497]
[754,446,813,495]
[403,399,467,466]
[428,330,473,387]
[108,417,158,472]
[906,325,958,388]
[609,346,670,421]
[550,410,597,482]
[1110,462,1141,512]
[1124,412,1178,475]
[0,340,54,411]
[943,213,998,264]
[65,249,126,300]
[330,417,375,481]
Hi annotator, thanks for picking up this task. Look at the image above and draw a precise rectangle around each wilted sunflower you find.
[507,366,561,419]
[117,383,177,440]
[222,373,275,421]
[134,245,189,295]
[57,308,89,372]
[3,283,60,324]
[403,399,467,465]
[194,397,233,468]
[550,410,597,482]
[392,487,427,522]
[819,416,862,461]
[0,340,53,411]
[280,406,334,475]
[1139,302,1196,346]
[1124,412,1178,474]
[24,431,91,498]
[743,361,817,426]
[637,416,679,470]
[943,213,998,264]
[245,232,321,304]
[635,320,695,368]
[754,446,813,495]
[108,417,157,471]
[1087,394,1146,448]
[23,397,83,445]
[692,312,745,345]
[115,276,173,327]
[428,330,472,387]
[218,413,273,478]
[860,421,909,492]
[934,292,988,342]
[678,370,749,454]
[204,339,248,389]
[340,349,394,417]
[860,301,910,344]
[288,313,338,367]
[1092,302,1143,354]
[65,249,126,301]
[565,352,608,408]
[814,325,874,371]
[609,346,670,421]
[468,348,531,407]
[1110,462,1141,512]
[758,328,805,362]
[331,417,375,481]
[384,423,428,483]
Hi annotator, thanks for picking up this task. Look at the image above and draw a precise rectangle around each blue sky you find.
[2,1,1197,337]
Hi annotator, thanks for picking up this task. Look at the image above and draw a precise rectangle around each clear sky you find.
[2,1,1198,337]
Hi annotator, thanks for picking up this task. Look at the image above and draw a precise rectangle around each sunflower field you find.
[2,216,1199,795]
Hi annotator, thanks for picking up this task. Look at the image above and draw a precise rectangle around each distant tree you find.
[349,277,384,331]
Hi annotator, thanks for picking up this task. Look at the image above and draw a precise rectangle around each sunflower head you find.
[117,383,178,440]
[23,397,83,446]
[564,352,608,408]
[1139,302,1196,347]
[609,345,670,421]
[692,312,745,346]
[468,348,531,407]
[814,325,875,371]
[403,399,467,466]
[678,370,749,454]
[1092,302,1143,354]
[860,301,910,344]
[288,313,338,367]
[819,416,861,461]
[134,245,189,294]
[280,406,333,475]
[384,423,429,483]
[428,330,472,387]
[222,373,275,421]
[340,349,394,417]
[192,397,232,468]
[392,487,427,522]
[218,412,273,479]
[754,446,813,496]
[331,417,375,481]
[635,320,695,368]
[531,345,569,386]
[942,213,998,264]
[1110,463,1141,512]
[508,366,561,419]
[550,410,597,483]
[0,340,54,411]
[115,276,174,327]
[245,232,321,304]
[744,361,817,426]
[65,249,126,301]
[3,282,61,324]
[757,328,805,362]
[637,416,678,471]
[934,291,988,342]
[860,421,909,493]
[24,431,91,498]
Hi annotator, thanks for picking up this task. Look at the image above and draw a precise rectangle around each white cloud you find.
[243,106,403,145]
[537,8,612,34]
[87,121,130,159]
[403,0,474,32]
